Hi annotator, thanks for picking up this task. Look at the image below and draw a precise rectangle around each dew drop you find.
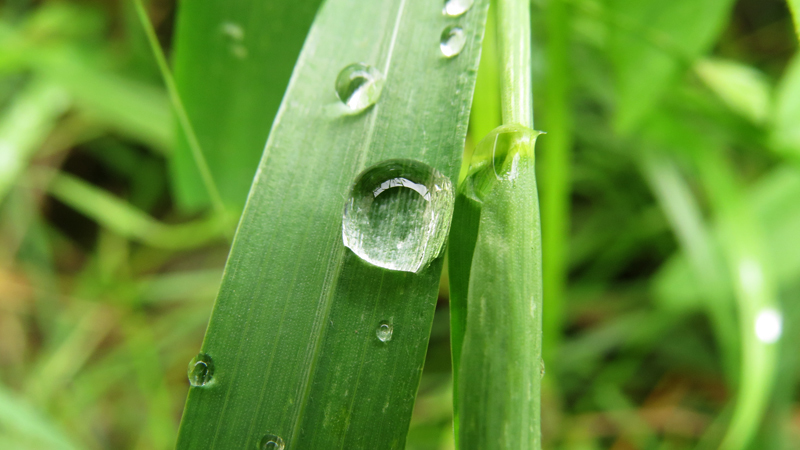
[443,0,474,16]
[440,26,466,58]
[258,434,285,450]
[343,159,454,273]
[540,359,546,378]
[221,22,245,41]
[335,63,385,112]
[376,321,393,342]
[462,124,543,202]
[187,352,214,387]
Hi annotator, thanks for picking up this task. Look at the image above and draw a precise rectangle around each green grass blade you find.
[540,0,573,363]
[788,0,800,39]
[132,0,227,219]
[39,170,226,249]
[175,0,489,448]
[0,79,69,204]
[607,0,736,131]
[449,0,542,447]
[169,0,323,212]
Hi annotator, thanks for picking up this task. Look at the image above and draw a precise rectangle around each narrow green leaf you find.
[175,0,489,448]
[788,0,800,39]
[607,0,736,131]
[41,171,226,249]
[694,58,772,124]
[170,0,323,212]
[0,79,69,204]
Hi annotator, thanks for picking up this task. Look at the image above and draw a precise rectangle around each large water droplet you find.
[335,63,385,112]
[258,434,285,450]
[376,321,394,342]
[187,352,214,387]
[443,0,474,16]
[440,26,466,58]
[463,124,542,202]
[343,159,454,273]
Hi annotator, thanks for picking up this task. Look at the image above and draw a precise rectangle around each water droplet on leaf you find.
[335,63,385,112]
[443,0,474,16]
[221,22,245,41]
[755,307,782,343]
[540,359,546,378]
[376,321,393,342]
[187,352,214,387]
[258,434,285,450]
[440,26,466,57]
[343,159,454,273]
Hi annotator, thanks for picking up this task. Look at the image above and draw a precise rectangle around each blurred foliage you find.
[0,0,798,449]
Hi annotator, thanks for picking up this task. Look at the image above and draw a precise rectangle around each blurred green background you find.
[0,0,799,449]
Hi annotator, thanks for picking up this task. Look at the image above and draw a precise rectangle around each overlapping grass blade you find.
[169,0,323,212]
[175,0,489,448]
[449,0,543,447]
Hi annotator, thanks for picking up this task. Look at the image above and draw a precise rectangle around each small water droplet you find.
[187,352,214,387]
[462,124,543,202]
[540,359,546,378]
[440,26,466,58]
[443,0,474,16]
[335,63,385,112]
[258,434,285,450]
[376,321,393,342]
[221,22,245,41]
[343,159,455,273]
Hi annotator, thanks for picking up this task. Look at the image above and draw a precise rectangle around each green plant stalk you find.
[450,0,543,447]
[132,0,227,219]
[497,0,532,128]
[541,0,572,364]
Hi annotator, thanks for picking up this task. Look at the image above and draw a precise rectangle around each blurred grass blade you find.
[608,0,735,131]
[169,0,323,212]
[449,0,543,447]
[175,0,489,449]
[133,0,226,218]
[0,384,83,450]
[40,170,226,249]
[0,79,69,204]
[640,148,738,379]
[694,58,771,124]
[770,53,800,156]
[696,150,779,450]
[788,0,800,39]
[541,0,573,363]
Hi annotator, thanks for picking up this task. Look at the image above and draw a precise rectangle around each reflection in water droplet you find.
[755,308,782,344]
[343,159,454,273]
[376,321,394,342]
[540,359,546,378]
[258,434,285,450]
[221,22,245,41]
[443,0,474,16]
[187,352,214,387]
[440,26,466,58]
[335,63,385,112]
[462,124,543,202]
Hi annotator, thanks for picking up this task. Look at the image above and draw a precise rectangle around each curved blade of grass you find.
[169,0,323,212]
[788,0,800,39]
[696,150,779,450]
[36,170,227,249]
[175,0,489,449]
[449,0,543,447]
